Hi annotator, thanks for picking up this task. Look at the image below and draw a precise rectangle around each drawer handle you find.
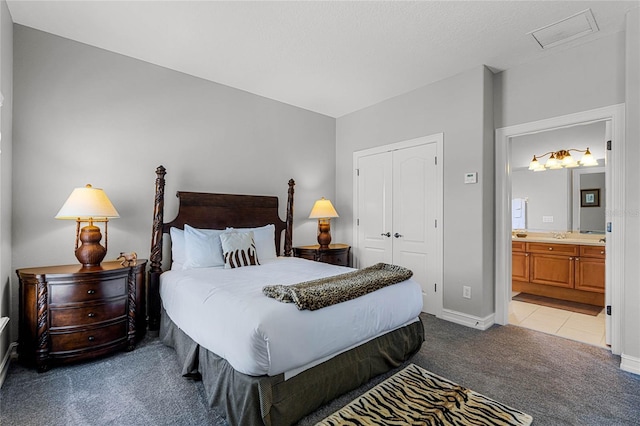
[548,247,553,251]
[88,336,95,342]
[600,251,605,255]
[575,257,580,261]
[87,312,96,318]
[87,289,96,295]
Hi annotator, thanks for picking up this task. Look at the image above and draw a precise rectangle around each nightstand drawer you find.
[50,298,127,328]
[293,244,350,267]
[49,277,127,304]
[50,321,127,353]
[318,251,349,267]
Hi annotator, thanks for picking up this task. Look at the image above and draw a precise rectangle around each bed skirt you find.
[160,307,425,426]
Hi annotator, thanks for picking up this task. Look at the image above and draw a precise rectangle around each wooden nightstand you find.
[293,244,351,267]
[17,260,147,372]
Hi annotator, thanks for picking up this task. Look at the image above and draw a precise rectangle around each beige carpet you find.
[317,363,533,426]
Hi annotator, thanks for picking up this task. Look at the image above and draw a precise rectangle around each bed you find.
[148,165,425,426]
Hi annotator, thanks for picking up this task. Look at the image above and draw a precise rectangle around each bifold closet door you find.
[356,143,438,314]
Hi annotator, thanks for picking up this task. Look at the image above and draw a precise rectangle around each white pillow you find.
[220,231,259,269]
[183,224,225,269]
[169,227,186,270]
[226,224,277,261]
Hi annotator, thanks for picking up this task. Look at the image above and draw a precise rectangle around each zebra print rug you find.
[317,364,533,426]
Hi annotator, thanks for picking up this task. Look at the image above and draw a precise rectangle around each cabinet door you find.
[530,253,574,288]
[575,257,605,293]
[512,252,529,282]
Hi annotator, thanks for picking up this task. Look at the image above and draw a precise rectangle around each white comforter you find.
[160,256,422,377]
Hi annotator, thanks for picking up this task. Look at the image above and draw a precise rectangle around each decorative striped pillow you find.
[220,231,260,269]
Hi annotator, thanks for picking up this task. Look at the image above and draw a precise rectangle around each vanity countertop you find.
[512,233,605,246]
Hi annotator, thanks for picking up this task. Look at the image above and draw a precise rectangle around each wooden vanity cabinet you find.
[511,241,604,306]
[575,245,606,293]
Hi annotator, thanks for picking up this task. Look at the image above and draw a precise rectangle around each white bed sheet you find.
[160,256,423,377]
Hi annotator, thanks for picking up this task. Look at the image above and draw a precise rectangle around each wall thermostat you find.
[464,172,478,184]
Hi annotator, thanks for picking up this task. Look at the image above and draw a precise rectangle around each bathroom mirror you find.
[510,121,606,234]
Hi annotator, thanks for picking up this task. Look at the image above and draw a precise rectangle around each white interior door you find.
[392,144,438,314]
[355,135,442,316]
[356,152,393,267]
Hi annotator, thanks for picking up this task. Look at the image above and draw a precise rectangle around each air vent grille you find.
[528,9,599,50]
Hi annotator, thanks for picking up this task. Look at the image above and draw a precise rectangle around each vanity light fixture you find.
[528,148,598,172]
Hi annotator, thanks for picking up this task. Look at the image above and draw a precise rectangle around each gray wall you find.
[623,7,640,369]
[11,26,336,338]
[336,65,495,319]
[494,32,625,129]
[0,0,13,381]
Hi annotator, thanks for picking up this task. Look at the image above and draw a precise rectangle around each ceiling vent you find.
[528,9,599,50]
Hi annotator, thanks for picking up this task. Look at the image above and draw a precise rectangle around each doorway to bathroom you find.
[495,104,625,356]
[508,121,607,347]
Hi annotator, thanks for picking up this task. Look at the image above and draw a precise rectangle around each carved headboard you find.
[148,165,295,331]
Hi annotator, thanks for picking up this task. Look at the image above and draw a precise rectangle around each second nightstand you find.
[17,260,146,372]
[293,244,351,267]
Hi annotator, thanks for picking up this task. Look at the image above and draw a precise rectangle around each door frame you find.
[495,104,625,355]
[352,133,444,317]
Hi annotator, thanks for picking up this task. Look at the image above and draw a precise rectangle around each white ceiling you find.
[6,1,639,117]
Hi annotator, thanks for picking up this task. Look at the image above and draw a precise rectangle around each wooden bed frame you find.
[148,165,295,331]
[148,165,424,425]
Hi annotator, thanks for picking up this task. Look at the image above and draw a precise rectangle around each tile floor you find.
[509,299,607,348]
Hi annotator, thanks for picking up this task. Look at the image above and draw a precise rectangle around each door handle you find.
[394,233,403,238]
[381,232,391,237]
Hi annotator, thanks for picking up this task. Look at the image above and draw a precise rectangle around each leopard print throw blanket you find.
[262,263,413,311]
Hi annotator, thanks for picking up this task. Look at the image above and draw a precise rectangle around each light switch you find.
[464,172,478,184]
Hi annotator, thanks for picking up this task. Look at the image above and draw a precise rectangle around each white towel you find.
[512,198,526,229]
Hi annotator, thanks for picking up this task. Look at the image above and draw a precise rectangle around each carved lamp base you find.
[75,224,107,267]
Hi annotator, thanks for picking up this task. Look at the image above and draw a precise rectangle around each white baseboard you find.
[0,342,17,389]
[620,353,640,376]
[441,309,495,331]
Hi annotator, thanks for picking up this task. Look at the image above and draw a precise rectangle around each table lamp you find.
[55,184,120,267]
[309,197,339,249]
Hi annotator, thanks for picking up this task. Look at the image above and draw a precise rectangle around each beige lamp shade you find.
[308,197,339,219]
[55,184,120,220]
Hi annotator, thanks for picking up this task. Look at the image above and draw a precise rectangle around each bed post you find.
[148,165,166,333]
[284,179,295,257]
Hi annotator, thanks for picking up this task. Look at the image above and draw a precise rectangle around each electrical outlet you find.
[543,216,554,223]
[463,286,471,299]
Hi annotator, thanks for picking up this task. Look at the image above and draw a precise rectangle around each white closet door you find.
[356,152,393,267]
[392,143,438,314]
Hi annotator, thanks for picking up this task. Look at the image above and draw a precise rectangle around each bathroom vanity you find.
[512,234,605,307]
